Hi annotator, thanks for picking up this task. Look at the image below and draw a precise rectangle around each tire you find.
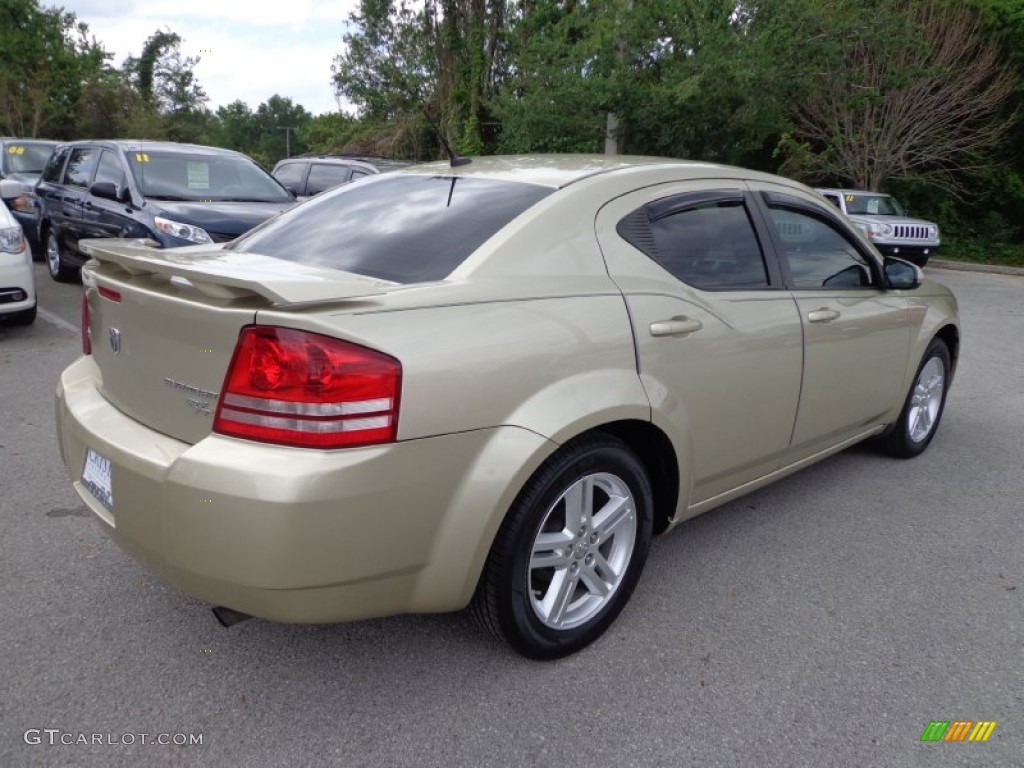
[5,304,36,326]
[472,433,654,659]
[45,228,79,283]
[877,338,951,458]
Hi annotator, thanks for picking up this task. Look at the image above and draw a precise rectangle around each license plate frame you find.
[81,448,113,512]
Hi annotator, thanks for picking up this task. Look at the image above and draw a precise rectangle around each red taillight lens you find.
[213,327,402,449]
[81,293,91,355]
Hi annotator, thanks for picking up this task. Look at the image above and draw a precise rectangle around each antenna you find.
[421,109,472,168]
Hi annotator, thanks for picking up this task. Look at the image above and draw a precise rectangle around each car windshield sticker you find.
[845,194,855,202]
[187,162,210,189]
[134,153,150,162]
[7,146,25,155]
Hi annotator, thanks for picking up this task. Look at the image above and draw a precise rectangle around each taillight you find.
[213,327,402,449]
[81,293,91,355]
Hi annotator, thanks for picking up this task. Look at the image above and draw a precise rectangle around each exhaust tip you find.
[212,606,253,628]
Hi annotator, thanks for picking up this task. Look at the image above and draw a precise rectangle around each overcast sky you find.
[58,0,361,115]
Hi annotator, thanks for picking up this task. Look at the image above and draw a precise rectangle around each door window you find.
[94,151,126,189]
[307,164,352,195]
[64,148,98,188]
[618,196,770,290]
[767,206,877,289]
[273,162,307,190]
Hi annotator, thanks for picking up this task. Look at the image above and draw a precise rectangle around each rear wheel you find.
[878,338,950,458]
[45,228,79,283]
[473,434,654,659]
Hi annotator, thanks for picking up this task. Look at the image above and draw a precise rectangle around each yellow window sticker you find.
[845,194,855,202]
[187,162,210,190]
[7,146,25,154]
[134,153,150,162]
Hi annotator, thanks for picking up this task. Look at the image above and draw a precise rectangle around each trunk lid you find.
[81,239,393,445]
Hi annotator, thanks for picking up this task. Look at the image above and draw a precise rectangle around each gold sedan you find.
[56,156,959,659]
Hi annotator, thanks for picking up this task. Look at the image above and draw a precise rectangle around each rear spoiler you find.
[80,239,390,306]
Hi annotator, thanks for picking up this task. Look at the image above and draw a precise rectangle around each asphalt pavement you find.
[1,262,1021,767]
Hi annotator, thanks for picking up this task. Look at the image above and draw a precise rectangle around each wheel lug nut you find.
[570,562,578,573]
[590,532,599,544]
[585,554,594,566]
[577,526,586,537]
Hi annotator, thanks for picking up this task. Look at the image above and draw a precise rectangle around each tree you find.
[0,0,109,137]
[779,0,1018,192]
[123,29,209,141]
[334,0,508,157]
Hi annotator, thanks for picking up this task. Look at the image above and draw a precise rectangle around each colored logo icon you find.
[920,721,997,742]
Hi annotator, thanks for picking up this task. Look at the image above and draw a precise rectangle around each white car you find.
[0,180,36,325]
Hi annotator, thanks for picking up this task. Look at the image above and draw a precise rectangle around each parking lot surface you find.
[1,263,1021,767]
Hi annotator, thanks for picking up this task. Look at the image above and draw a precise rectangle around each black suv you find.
[36,140,296,281]
[1,137,58,255]
[272,155,412,199]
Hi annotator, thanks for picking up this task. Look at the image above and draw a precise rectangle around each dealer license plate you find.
[82,448,113,511]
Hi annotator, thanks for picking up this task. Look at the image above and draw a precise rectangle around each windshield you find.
[844,194,905,217]
[126,150,292,202]
[228,174,554,283]
[3,142,57,175]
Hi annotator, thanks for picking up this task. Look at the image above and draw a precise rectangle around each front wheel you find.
[877,338,951,458]
[45,228,79,283]
[472,433,654,659]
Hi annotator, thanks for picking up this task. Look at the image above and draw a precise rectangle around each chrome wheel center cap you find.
[574,539,590,559]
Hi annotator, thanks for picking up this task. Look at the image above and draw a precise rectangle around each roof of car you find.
[56,139,247,157]
[816,187,893,197]
[398,154,772,189]
[1,137,59,146]
[274,155,413,171]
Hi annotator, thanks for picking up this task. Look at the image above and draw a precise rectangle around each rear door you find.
[52,146,97,258]
[597,183,804,507]
[749,185,912,459]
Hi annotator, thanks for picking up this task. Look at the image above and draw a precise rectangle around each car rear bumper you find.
[56,356,554,623]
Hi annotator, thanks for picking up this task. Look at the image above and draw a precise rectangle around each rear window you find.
[227,175,553,283]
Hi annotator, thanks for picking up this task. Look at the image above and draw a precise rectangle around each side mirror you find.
[884,257,921,290]
[0,178,24,200]
[90,181,128,202]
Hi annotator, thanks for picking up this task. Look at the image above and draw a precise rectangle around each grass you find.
[939,239,1024,269]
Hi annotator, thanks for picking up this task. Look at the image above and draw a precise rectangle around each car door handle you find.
[807,308,840,323]
[650,317,704,337]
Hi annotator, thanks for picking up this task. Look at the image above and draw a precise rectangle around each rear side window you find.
[618,194,770,290]
[228,175,553,283]
[64,147,98,188]
[41,147,70,183]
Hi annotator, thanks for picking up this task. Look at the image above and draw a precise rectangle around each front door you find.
[749,184,912,459]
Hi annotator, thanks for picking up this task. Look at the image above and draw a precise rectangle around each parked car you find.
[0,188,35,325]
[272,154,412,199]
[816,188,940,266]
[56,156,960,659]
[1,137,58,256]
[36,140,296,282]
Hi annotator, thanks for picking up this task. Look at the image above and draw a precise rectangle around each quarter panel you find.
[256,292,648,442]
